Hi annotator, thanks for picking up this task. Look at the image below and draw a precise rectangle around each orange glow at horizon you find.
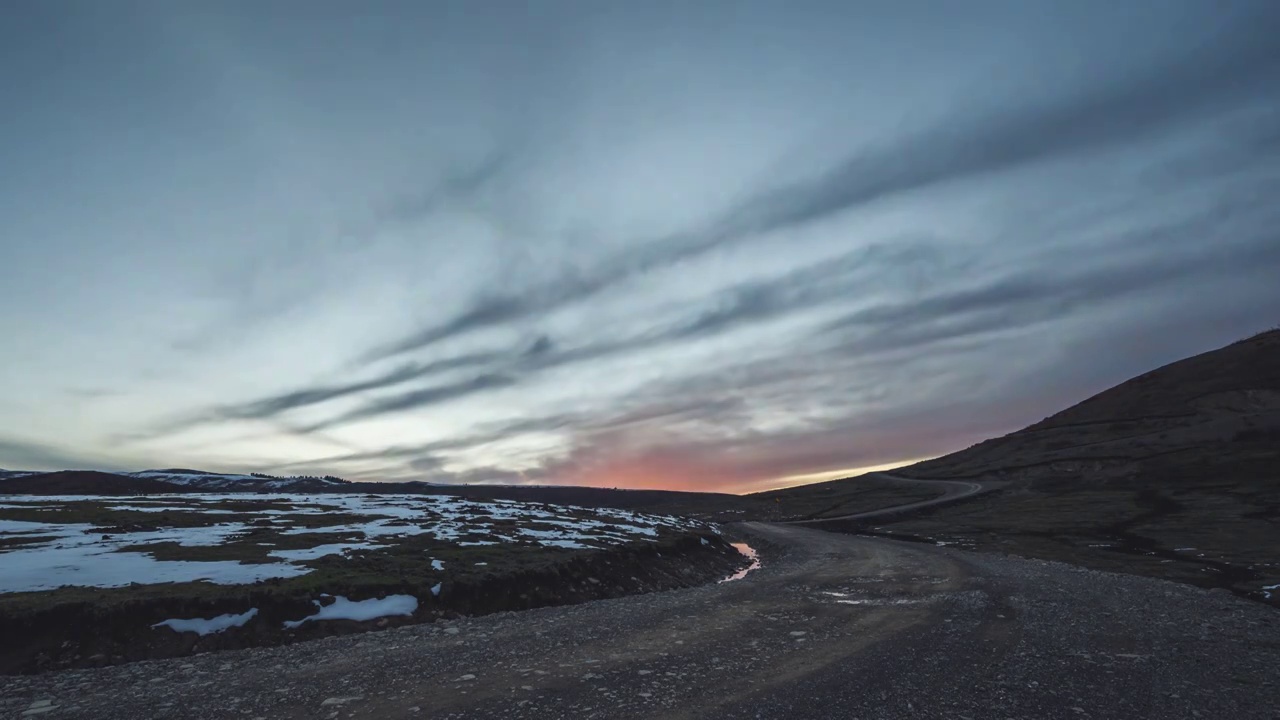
[546,456,931,495]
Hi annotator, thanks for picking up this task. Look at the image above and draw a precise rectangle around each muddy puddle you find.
[720,542,760,583]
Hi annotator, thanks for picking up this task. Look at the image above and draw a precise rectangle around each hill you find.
[125,469,349,493]
[0,469,351,495]
[0,471,185,495]
[0,468,889,522]
[902,327,1280,483]
[0,467,782,518]
[837,328,1280,604]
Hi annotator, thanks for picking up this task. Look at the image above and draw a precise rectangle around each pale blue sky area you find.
[1,1,1278,491]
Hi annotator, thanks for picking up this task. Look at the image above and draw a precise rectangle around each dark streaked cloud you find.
[731,17,1280,238]
[360,226,741,362]
[0,438,127,473]
[300,373,519,432]
[218,341,548,422]
[141,187,1280,451]
[363,12,1280,364]
[260,195,1280,436]
[313,331,1049,489]
[376,152,513,229]
[260,412,581,474]
[184,243,941,433]
[307,208,1280,485]
[222,354,497,421]
[827,217,1280,342]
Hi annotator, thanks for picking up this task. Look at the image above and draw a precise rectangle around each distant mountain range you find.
[128,469,351,492]
[0,467,734,511]
[0,468,352,495]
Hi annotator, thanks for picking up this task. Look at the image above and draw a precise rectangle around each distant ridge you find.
[0,471,184,495]
[125,469,349,492]
[0,466,744,513]
[0,469,351,495]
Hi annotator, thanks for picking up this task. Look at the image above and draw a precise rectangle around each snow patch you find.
[283,595,418,628]
[834,598,924,606]
[0,548,308,593]
[153,608,258,635]
[0,493,715,592]
[537,539,590,549]
[268,543,375,561]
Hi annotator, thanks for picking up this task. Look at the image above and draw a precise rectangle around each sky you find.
[1,1,1278,493]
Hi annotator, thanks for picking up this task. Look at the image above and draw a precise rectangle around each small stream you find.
[719,542,760,583]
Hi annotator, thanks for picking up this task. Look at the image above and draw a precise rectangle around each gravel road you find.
[786,473,998,524]
[3,523,1277,719]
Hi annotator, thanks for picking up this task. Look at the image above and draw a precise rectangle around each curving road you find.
[787,473,997,525]
[5,523,1278,719]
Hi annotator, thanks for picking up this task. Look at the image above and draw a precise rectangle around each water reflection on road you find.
[720,542,760,583]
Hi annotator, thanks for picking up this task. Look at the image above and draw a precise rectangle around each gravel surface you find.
[3,522,1277,719]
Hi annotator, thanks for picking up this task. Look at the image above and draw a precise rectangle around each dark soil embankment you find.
[0,532,747,675]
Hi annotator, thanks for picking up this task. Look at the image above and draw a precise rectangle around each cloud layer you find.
[2,1,1278,491]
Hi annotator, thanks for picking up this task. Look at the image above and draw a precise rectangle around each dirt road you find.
[787,473,997,525]
[4,523,1278,719]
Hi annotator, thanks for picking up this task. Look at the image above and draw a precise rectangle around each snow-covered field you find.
[0,493,709,594]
